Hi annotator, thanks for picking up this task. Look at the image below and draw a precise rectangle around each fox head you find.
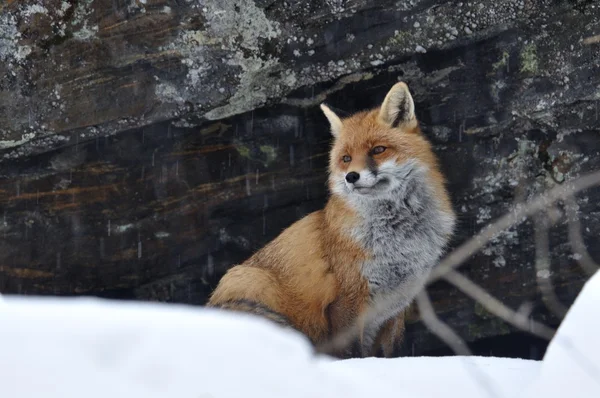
[321,81,441,200]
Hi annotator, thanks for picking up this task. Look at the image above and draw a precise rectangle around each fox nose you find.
[345,172,360,184]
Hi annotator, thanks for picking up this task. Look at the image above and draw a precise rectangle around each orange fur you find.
[208,81,453,357]
[327,107,452,216]
[208,212,338,343]
[372,310,406,357]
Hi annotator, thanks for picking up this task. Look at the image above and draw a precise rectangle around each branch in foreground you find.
[415,291,471,356]
[534,215,568,319]
[565,196,600,276]
[428,170,600,283]
[317,170,599,357]
[442,270,555,340]
[415,291,501,398]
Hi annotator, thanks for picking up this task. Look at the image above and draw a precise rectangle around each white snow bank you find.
[523,270,600,398]
[0,270,598,398]
[1,296,405,398]
[0,296,536,398]
[328,355,538,398]
[0,297,361,398]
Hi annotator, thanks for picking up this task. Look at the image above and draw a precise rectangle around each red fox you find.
[207,81,456,358]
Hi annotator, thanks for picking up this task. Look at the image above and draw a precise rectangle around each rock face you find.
[0,0,599,356]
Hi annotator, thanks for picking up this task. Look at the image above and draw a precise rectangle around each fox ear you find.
[320,103,343,138]
[378,82,416,129]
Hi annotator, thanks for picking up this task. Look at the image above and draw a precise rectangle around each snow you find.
[0,270,598,398]
[327,356,538,398]
[0,297,378,398]
[523,270,600,398]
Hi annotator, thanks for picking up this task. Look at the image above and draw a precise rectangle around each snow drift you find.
[0,270,598,398]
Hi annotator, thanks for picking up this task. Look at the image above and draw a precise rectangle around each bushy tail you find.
[207,266,297,331]
[209,299,293,329]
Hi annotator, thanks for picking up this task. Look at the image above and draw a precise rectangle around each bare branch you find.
[429,170,600,283]
[315,318,362,357]
[415,290,471,356]
[415,291,502,398]
[565,196,600,275]
[314,298,390,357]
[317,171,599,357]
[534,215,568,318]
[443,270,555,340]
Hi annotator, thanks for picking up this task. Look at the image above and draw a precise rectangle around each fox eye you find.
[342,155,352,163]
[372,146,387,155]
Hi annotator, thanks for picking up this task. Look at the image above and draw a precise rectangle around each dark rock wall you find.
[2,0,598,159]
[1,0,599,355]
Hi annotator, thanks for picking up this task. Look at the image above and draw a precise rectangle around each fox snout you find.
[345,172,360,183]
[344,169,379,191]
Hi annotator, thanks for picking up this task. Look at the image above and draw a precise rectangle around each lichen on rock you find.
[0,13,30,63]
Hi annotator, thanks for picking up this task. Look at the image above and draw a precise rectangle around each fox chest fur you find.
[326,162,455,356]
[352,164,454,335]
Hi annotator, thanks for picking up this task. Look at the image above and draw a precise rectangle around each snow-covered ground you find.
[0,270,598,398]
[521,268,600,398]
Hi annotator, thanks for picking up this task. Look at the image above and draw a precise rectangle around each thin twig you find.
[318,171,600,357]
[415,291,471,356]
[565,196,600,275]
[443,270,555,340]
[429,170,600,283]
[534,215,568,318]
[415,291,502,398]
[315,290,411,356]
[315,318,362,356]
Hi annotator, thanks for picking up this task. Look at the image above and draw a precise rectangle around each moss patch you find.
[520,43,539,75]
[259,145,277,165]
[234,141,278,167]
[492,50,510,72]
[387,30,411,48]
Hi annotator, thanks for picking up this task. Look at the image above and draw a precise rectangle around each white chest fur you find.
[346,162,455,345]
